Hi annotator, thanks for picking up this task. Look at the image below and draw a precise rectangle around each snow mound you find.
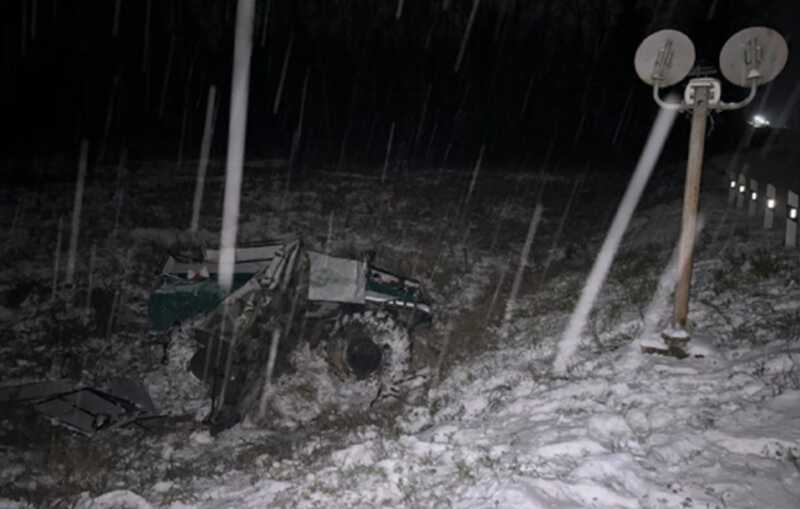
[73,490,153,509]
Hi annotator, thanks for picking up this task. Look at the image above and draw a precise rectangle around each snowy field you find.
[1,154,799,508]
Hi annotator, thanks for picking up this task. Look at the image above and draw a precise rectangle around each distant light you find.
[730,180,737,188]
[751,191,758,201]
[751,114,771,128]
[790,207,798,221]
[739,185,746,193]
[767,198,776,209]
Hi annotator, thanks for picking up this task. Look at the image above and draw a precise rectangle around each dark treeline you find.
[0,0,786,176]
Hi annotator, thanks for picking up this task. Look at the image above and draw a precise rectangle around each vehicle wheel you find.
[328,311,411,398]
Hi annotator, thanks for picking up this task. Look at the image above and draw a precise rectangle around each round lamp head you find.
[635,30,696,87]
[719,27,788,87]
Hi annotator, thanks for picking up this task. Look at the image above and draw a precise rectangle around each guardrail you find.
[726,173,798,248]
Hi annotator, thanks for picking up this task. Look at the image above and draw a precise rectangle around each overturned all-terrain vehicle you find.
[147,239,433,428]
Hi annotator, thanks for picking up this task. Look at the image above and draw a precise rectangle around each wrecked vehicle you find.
[146,239,433,427]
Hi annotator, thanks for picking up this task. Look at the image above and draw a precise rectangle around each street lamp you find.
[634,27,788,349]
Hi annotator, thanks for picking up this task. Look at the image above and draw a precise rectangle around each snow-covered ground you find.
[1,156,799,508]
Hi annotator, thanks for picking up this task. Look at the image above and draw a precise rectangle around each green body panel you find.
[366,279,422,303]
[148,273,252,330]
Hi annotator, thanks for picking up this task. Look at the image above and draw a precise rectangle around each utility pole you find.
[674,84,708,330]
[634,27,787,351]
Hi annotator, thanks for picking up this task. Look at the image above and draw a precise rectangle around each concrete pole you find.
[748,179,758,217]
[674,86,709,330]
[727,175,737,205]
[736,173,746,209]
[787,190,798,248]
[764,184,775,229]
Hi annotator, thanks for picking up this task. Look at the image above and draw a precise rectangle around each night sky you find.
[2,0,797,176]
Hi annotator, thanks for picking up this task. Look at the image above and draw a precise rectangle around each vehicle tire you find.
[327,310,411,399]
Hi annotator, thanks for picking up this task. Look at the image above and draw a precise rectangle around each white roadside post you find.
[66,140,89,287]
[727,175,737,205]
[748,179,758,217]
[736,173,747,210]
[787,190,798,248]
[764,183,776,229]
[634,27,788,350]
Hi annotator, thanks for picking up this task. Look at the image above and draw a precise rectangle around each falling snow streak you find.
[489,200,510,252]
[553,106,678,374]
[260,0,272,47]
[382,122,395,183]
[457,81,471,114]
[503,203,544,325]
[142,0,151,73]
[20,0,27,57]
[424,112,439,165]
[435,326,454,382]
[706,0,720,19]
[460,144,485,221]
[324,211,335,254]
[225,0,234,24]
[395,0,404,19]
[572,33,608,147]
[30,0,37,40]
[454,0,480,72]
[612,89,634,146]
[363,113,379,162]
[65,141,88,286]
[320,74,333,140]
[158,35,176,119]
[520,73,534,117]
[437,142,453,182]
[538,127,560,174]
[424,21,435,51]
[98,74,120,164]
[413,84,432,161]
[337,79,360,171]
[9,198,23,235]
[541,174,584,282]
[218,0,256,293]
[112,0,121,36]
[106,290,121,340]
[86,244,96,312]
[273,32,294,114]
[492,0,507,43]
[760,82,800,158]
[284,68,310,213]
[51,217,63,301]
[112,149,127,238]
[663,0,680,23]
[177,50,200,168]
[288,68,310,171]
[485,258,509,325]
[191,86,217,233]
